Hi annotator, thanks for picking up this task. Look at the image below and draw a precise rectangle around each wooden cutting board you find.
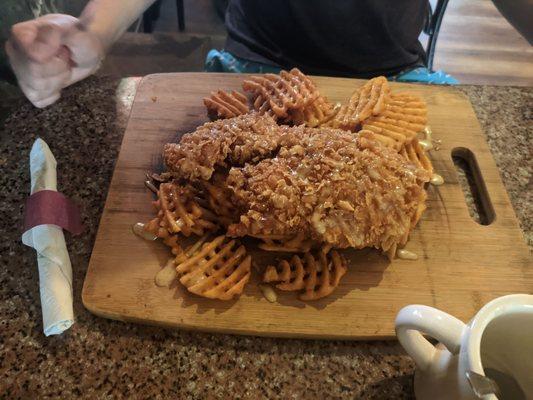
[83,73,532,340]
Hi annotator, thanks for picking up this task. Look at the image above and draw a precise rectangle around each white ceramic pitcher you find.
[395,294,533,400]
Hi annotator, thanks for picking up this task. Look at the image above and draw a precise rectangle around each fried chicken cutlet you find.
[163,113,281,181]
[226,127,431,254]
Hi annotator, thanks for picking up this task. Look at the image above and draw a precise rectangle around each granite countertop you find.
[0,76,531,399]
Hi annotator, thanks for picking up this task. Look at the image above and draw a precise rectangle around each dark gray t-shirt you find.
[225,0,428,77]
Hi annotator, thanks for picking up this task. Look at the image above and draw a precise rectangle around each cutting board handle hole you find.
[452,147,495,225]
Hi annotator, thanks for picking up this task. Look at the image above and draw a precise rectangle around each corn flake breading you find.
[163,113,281,180]
[254,231,314,253]
[227,127,430,253]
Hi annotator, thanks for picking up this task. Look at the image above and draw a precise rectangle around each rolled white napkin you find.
[21,138,75,336]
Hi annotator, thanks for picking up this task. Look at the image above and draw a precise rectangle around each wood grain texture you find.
[431,0,533,86]
[82,73,532,340]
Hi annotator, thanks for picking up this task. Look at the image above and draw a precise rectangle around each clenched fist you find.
[5,14,104,108]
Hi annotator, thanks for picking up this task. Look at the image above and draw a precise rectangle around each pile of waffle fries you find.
[140,69,436,302]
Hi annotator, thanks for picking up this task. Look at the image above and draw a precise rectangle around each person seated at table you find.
[3,0,532,108]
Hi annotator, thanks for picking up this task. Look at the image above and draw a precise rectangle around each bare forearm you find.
[491,0,533,44]
[80,0,156,51]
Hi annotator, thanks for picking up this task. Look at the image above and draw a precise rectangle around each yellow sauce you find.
[396,249,419,260]
[259,284,278,303]
[420,126,434,151]
[155,259,177,287]
[430,174,444,186]
[424,125,433,141]
[419,140,434,151]
[132,222,158,241]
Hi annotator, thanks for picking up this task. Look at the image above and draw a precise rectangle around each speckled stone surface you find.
[0,77,530,399]
[455,86,532,245]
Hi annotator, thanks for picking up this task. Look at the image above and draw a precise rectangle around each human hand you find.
[5,14,104,108]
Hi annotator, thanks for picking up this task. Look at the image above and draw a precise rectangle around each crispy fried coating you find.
[163,113,281,180]
[226,128,430,252]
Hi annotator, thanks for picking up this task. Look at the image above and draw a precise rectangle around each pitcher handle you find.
[395,305,466,371]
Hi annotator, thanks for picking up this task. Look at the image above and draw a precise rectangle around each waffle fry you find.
[352,76,390,121]
[358,128,398,149]
[400,139,433,174]
[327,104,348,130]
[155,235,211,288]
[263,248,347,300]
[389,93,426,109]
[360,119,411,150]
[290,97,339,127]
[244,75,302,118]
[263,255,305,290]
[362,93,427,149]
[251,94,277,119]
[175,234,211,263]
[387,94,427,117]
[285,68,320,99]
[328,76,390,130]
[176,235,251,300]
[162,235,183,255]
[203,90,249,119]
[401,140,431,232]
[144,182,218,239]
[243,68,320,119]
[201,176,236,227]
[255,232,314,253]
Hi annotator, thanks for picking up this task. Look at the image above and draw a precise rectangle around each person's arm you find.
[79,0,156,52]
[5,0,155,108]
[491,0,533,45]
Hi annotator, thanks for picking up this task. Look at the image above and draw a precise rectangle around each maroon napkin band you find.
[24,190,84,235]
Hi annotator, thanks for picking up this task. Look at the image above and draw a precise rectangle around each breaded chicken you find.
[163,113,281,181]
[226,127,430,254]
